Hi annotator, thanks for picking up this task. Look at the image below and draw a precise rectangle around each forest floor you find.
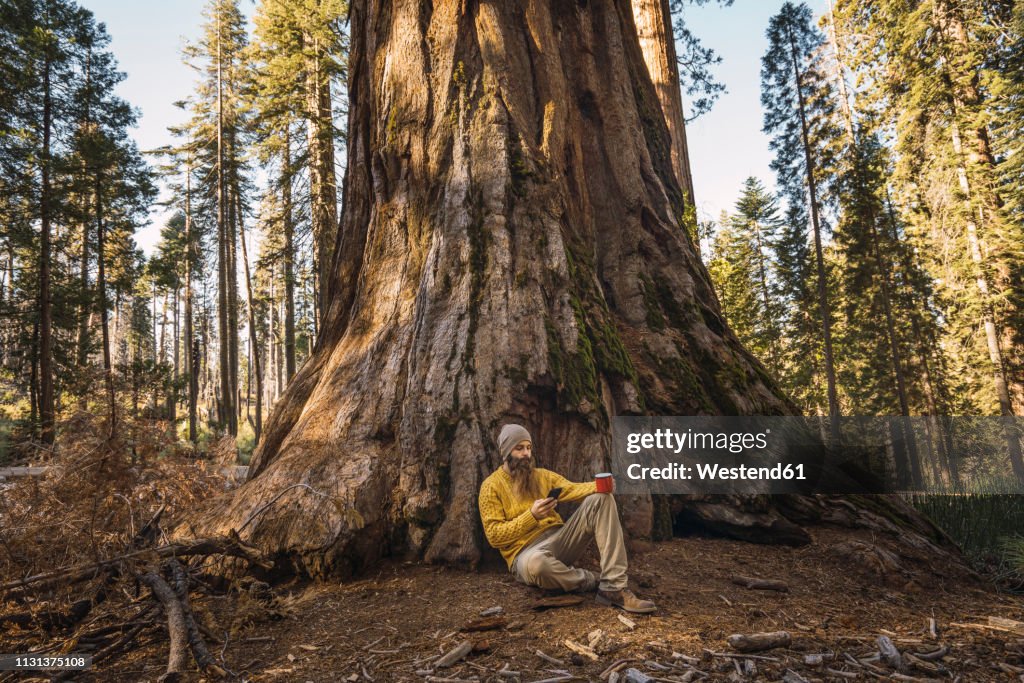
[9,527,1018,683]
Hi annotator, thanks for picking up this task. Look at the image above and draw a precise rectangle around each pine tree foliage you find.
[761,1,843,426]
[708,178,785,381]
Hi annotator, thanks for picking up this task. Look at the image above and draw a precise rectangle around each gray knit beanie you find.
[498,424,532,459]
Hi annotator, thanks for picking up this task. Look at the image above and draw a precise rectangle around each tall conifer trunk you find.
[283,139,297,381]
[631,0,695,214]
[39,42,55,446]
[184,0,964,579]
[216,11,232,433]
[185,154,198,443]
[785,23,840,439]
[304,29,338,326]
[96,171,116,437]
[190,0,795,575]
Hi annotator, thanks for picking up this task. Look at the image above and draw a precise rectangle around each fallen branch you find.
[730,575,789,593]
[599,658,634,679]
[824,668,859,679]
[950,617,1024,637]
[52,618,157,683]
[2,512,168,632]
[460,616,507,632]
[435,639,473,668]
[2,535,272,599]
[705,648,781,662]
[726,631,791,653]
[167,559,227,678]
[563,639,598,660]
[912,645,948,661]
[139,570,189,679]
[877,635,903,670]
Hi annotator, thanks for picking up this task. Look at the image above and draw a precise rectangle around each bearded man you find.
[477,424,656,614]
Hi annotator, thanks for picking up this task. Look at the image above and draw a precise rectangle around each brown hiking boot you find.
[596,588,657,614]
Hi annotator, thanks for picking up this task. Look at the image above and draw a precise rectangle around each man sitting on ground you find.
[477,423,656,614]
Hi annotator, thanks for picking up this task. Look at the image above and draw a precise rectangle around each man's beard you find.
[508,455,541,500]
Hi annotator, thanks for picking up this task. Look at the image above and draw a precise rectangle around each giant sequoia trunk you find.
[187,0,957,579]
[631,0,696,211]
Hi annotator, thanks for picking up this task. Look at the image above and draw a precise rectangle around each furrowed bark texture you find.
[187,0,796,578]
[631,0,696,209]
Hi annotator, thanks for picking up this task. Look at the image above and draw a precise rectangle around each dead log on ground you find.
[726,631,792,653]
[139,570,189,680]
[167,559,227,678]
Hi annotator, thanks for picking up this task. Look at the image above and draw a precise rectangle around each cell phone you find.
[547,487,563,501]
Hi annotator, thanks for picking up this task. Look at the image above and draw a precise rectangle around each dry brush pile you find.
[0,414,276,681]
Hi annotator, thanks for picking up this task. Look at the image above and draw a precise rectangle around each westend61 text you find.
[626,462,807,481]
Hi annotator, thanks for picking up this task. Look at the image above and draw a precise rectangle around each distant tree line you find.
[0,0,346,454]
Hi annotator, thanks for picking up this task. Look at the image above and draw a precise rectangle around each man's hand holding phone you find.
[530,488,562,520]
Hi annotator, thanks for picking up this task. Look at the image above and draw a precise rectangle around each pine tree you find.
[773,199,824,413]
[707,178,785,381]
[0,0,153,442]
[834,0,1024,483]
[762,1,843,434]
[154,132,203,443]
[248,0,346,337]
[182,0,250,436]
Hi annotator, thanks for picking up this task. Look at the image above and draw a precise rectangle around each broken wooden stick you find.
[730,575,790,592]
[167,559,227,678]
[912,645,948,661]
[534,649,565,666]
[139,570,189,679]
[564,638,599,660]
[435,639,473,668]
[726,631,792,653]
[877,635,904,670]
[950,616,1024,636]
[460,616,507,632]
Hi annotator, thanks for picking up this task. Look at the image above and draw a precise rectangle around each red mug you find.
[595,473,614,493]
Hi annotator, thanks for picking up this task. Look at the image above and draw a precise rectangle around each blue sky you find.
[81,0,830,254]
[682,0,830,225]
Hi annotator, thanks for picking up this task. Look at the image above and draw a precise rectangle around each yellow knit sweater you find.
[478,467,598,568]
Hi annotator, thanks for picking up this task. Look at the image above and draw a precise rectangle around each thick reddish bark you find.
[185,0,956,580]
[631,0,696,211]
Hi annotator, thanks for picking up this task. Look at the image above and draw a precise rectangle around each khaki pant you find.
[511,493,627,592]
